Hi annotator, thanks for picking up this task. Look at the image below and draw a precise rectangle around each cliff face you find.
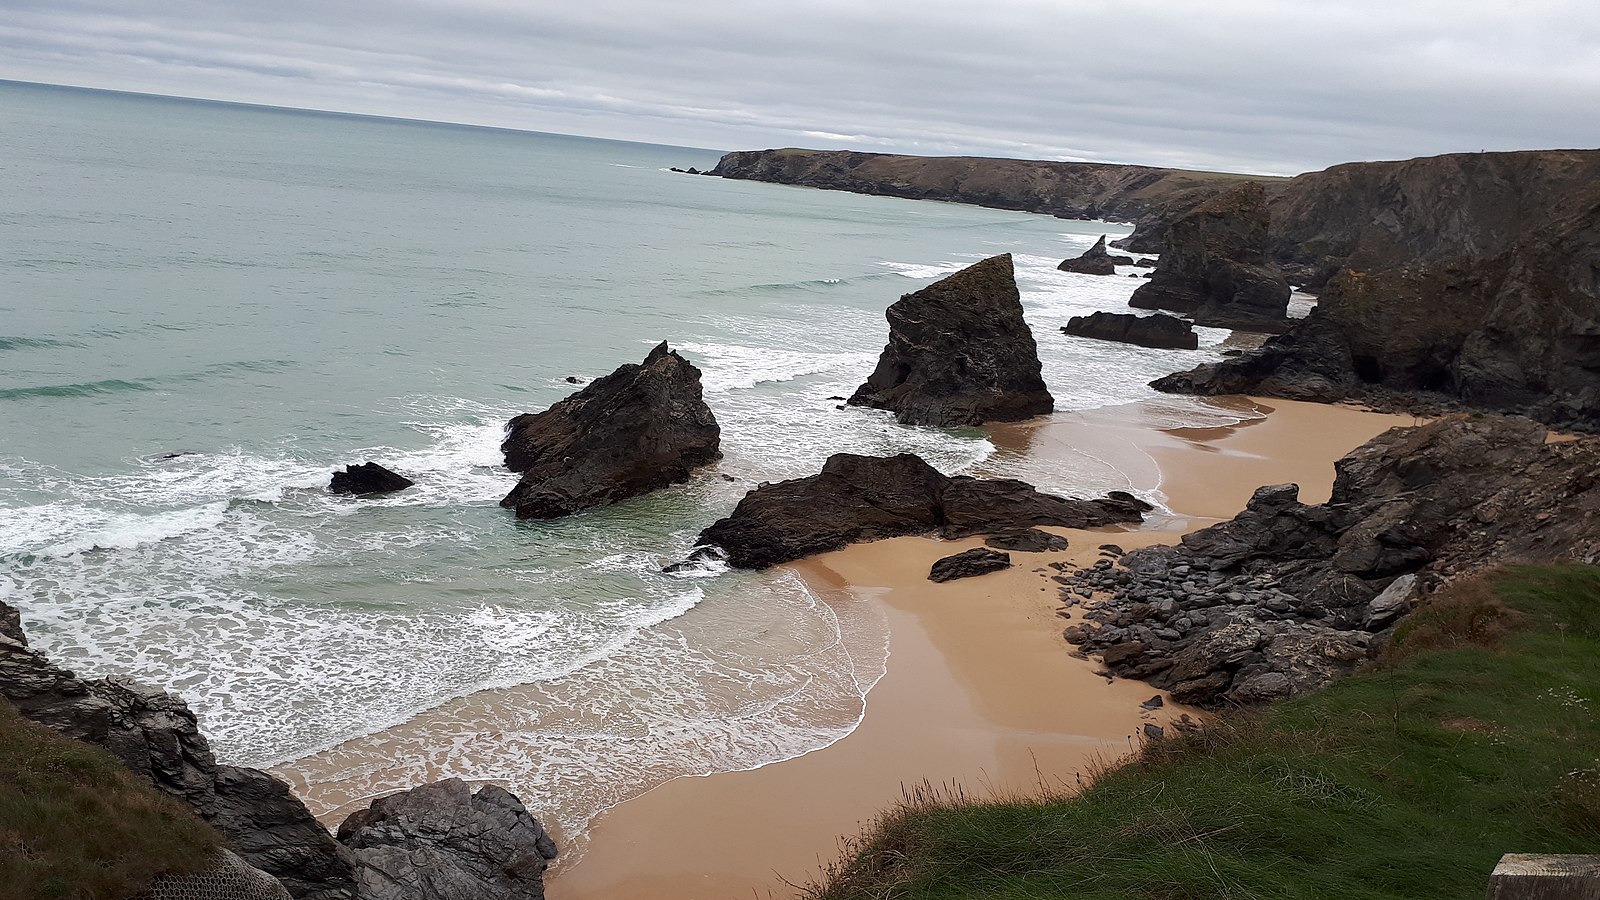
[709,149,1276,251]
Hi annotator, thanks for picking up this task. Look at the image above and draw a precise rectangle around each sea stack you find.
[500,342,721,519]
[1129,182,1290,328]
[848,254,1053,426]
[1057,234,1134,275]
[329,462,415,495]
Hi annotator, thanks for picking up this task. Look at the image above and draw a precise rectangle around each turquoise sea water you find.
[1,80,1246,838]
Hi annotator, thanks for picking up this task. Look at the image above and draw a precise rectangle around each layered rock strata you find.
[693,452,1149,569]
[1057,415,1600,706]
[501,342,721,518]
[848,254,1053,426]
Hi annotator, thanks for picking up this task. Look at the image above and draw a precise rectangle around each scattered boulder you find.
[0,605,358,900]
[1130,182,1290,327]
[500,342,721,518]
[984,528,1069,552]
[1062,311,1198,350]
[929,548,1012,582]
[1057,235,1134,275]
[690,452,1148,569]
[1055,414,1600,706]
[330,463,415,496]
[848,254,1054,426]
[337,778,557,900]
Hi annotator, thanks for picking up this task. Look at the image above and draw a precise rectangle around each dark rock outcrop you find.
[1063,311,1198,350]
[692,453,1148,569]
[1129,182,1290,328]
[0,608,358,900]
[984,528,1069,552]
[1056,415,1600,706]
[929,548,1012,582]
[848,255,1053,426]
[330,463,415,496]
[337,778,558,900]
[500,342,721,518]
[1150,315,1358,400]
[1057,235,1134,275]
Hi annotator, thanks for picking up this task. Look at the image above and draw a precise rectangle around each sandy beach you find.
[546,396,1414,899]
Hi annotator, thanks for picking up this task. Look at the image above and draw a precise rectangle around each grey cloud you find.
[2,0,1596,173]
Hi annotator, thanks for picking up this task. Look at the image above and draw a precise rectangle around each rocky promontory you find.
[1058,415,1600,706]
[692,452,1150,569]
[501,342,721,518]
[1128,182,1290,329]
[848,254,1054,426]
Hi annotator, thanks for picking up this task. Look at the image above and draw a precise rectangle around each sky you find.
[2,0,1597,175]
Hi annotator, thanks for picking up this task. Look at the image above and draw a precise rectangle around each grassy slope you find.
[811,565,1600,900]
[0,702,223,900]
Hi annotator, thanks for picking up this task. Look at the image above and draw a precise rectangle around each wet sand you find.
[548,396,1415,899]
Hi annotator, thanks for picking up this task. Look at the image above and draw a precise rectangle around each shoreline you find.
[546,396,1414,898]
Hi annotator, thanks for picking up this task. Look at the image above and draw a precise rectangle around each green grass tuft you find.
[808,564,1600,900]
[0,701,224,900]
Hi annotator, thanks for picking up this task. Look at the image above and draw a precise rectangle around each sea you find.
[0,80,1281,842]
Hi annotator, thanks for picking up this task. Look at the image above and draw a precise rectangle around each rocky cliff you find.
[709,149,1276,252]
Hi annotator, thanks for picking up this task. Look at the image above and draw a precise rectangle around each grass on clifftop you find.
[0,702,223,900]
[808,565,1600,900]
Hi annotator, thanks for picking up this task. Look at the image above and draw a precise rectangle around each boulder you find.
[984,528,1069,552]
[929,548,1012,582]
[1057,235,1134,275]
[1130,182,1290,326]
[0,605,358,900]
[329,462,415,495]
[848,255,1053,426]
[500,342,721,518]
[1062,311,1198,350]
[337,778,557,900]
[691,453,1147,569]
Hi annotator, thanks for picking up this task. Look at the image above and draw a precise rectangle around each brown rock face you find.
[1129,182,1290,325]
[848,254,1053,427]
[500,342,721,518]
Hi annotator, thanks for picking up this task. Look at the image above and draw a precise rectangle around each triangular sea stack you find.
[500,342,721,519]
[848,254,1054,426]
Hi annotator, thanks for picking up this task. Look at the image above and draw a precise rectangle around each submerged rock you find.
[929,548,1012,582]
[330,462,415,495]
[337,778,557,900]
[848,254,1053,426]
[1130,182,1290,326]
[691,452,1148,569]
[500,342,721,518]
[1063,311,1198,350]
[1057,235,1134,276]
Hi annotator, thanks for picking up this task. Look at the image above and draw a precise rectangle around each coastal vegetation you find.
[807,565,1600,899]
[0,701,221,900]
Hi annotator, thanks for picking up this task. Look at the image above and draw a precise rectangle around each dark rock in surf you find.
[1130,182,1290,326]
[500,342,721,519]
[848,255,1053,426]
[929,548,1012,582]
[330,463,415,495]
[1056,235,1134,276]
[984,528,1069,553]
[337,778,557,900]
[1063,311,1198,350]
[692,452,1147,569]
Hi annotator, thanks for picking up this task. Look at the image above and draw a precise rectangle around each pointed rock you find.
[848,254,1053,426]
[1057,234,1135,275]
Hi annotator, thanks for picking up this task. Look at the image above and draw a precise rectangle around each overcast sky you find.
[3,0,1596,174]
